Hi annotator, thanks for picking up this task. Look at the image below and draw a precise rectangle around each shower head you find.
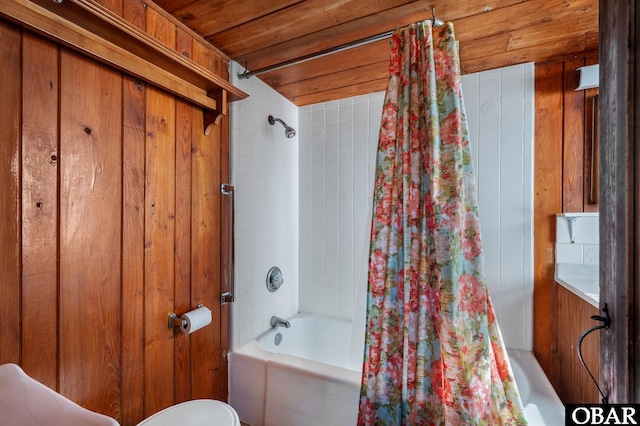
[268,115,296,138]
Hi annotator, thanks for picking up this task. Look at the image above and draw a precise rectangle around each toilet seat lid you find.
[137,399,239,426]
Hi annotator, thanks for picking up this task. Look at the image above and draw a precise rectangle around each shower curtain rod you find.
[237,31,394,79]
[238,9,444,80]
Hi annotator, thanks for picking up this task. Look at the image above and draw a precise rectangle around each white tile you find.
[584,244,599,265]
[524,72,535,100]
[312,153,325,170]
[311,301,327,315]
[500,289,524,330]
[478,133,500,155]
[500,268,524,290]
[325,107,339,123]
[501,153,523,174]
[312,125,325,140]
[312,139,325,155]
[259,66,536,348]
[478,69,500,81]
[339,120,353,136]
[500,326,523,349]
[369,91,385,101]
[462,82,478,102]
[325,152,339,168]
[312,109,325,126]
[524,102,534,129]
[479,99,500,117]
[353,149,368,166]
[501,63,525,77]
[464,100,479,120]
[577,216,599,244]
[478,117,500,138]
[501,249,523,270]
[484,248,500,269]
[325,137,339,153]
[354,117,369,135]
[325,122,339,139]
[555,243,584,264]
[339,136,353,152]
[501,74,524,95]
[461,73,478,84]
[501,94,524,115]
[325,303,340,317]
[485,267,501,287]
[354,134,368,151]
[478,155,500,177]
[339,151,353,168]
[556,215,599,244]
[353,165,368,182]
[480,216,500,250]
[501,114,524,136]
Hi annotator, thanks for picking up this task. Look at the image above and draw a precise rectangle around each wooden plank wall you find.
[0,1,232,423]
[555,286,601,403]
[534,52,600,404]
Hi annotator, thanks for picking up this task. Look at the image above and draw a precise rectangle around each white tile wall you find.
[298,94,383,320]
[555,213,600,265]
[228,61,534,352]
[298,63,535,350]
[230,62,299,350]
[463,63,535,350]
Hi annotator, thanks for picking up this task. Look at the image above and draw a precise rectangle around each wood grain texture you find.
[120,4,146,424]
[145,5,174,50]
[143,8,177,416]
[583,53,599,212]
[145,0,599,106]
[168,0,302,36]
[121,74,146,426]
[598,0,638,404]
[562,57,586,212]
[190,61,223,399]
[533,61,564,377]
[93,0,123,16]
[0,19,22,367]
[174,27,194,405]
[2,12,232,423]
[555,285,600,404]
[123,0,145,31]
[219,96,231,401]
[210,0,524,58]
[144,83,177,417]
[20,31,59,388]
[59,49,122,419]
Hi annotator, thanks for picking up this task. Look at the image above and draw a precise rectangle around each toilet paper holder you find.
[168,304,204,329]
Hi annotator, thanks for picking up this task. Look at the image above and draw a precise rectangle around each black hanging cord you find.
[577,303,610,404]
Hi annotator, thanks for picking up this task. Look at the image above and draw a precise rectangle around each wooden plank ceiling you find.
[155,0,599,106]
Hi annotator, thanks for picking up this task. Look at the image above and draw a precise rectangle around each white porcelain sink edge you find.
[554,263,599,308]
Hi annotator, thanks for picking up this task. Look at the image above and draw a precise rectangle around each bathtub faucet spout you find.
[270,316,290,328]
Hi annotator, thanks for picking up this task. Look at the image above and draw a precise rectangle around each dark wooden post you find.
[599,0,639,403]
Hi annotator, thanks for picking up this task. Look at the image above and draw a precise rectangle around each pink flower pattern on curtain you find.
[358,20,527,425]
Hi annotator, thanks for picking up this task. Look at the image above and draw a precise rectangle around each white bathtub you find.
[229,313,564,426]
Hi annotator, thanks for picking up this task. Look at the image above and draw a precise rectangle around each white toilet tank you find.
[136,399,240,426]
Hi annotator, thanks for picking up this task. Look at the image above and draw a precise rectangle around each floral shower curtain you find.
[358,20,527,425]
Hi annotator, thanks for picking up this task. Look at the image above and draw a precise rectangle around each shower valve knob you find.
[266,266,283,292]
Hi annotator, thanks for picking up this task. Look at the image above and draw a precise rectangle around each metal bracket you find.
[221,292,234,305]
[221,183,234,195]
[168,313,187,329]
